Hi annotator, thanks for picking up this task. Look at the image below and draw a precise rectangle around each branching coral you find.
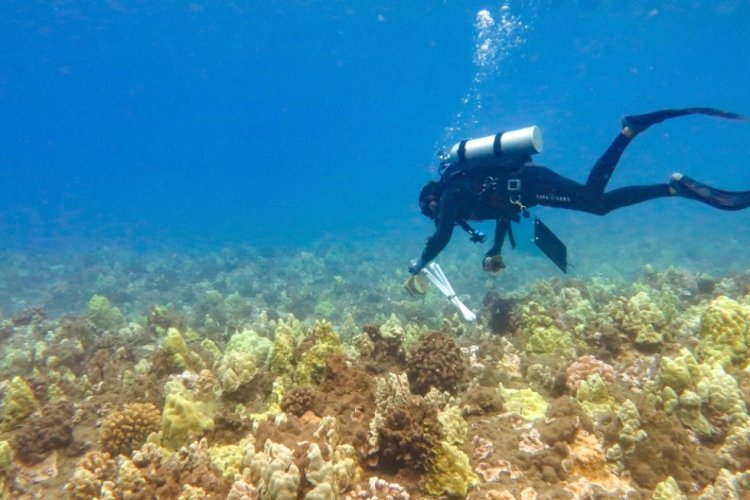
[368,372,414,456]
[243,439,301,498]
[101,402,161,457]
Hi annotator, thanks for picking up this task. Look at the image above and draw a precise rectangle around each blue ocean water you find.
[1,0,749,259]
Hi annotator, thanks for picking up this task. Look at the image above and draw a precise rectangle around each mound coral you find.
[696,295,750,367]
[100,402,161,457]
[498,385,548,420]
[516,301,575,356]
[216,350,258,393]
[86,294,126,332]
[575,374,617,418]
[406,332,465,395]
[565,355,615,393]
[643,348,748,437]
[612,291,667,349]
[1,376,39,430]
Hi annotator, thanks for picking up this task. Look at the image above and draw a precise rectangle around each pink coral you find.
[566,355,615,393]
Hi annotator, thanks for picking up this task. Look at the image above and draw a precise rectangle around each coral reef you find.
[1,246,750,498]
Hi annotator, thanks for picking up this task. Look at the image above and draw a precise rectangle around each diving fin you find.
[622,107,748,135]
[669,173,750,211]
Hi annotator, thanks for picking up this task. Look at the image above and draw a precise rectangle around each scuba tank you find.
[444,126,543,171]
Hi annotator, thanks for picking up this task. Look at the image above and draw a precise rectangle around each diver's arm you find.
[409,191,461,274]
[481,218,512,273]
[484,218,512,257]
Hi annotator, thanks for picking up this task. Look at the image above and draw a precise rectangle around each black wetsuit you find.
[417,107,750,270]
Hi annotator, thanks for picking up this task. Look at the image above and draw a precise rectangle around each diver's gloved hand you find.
[409,257,428,275]
[482,255,506,273]
[469,230,487,243]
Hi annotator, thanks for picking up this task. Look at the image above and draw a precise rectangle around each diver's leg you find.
[526,166,670,215]
[584,107,748,197]
[583,132,633,197]
[668,173,750,211]
[592,185,671,214]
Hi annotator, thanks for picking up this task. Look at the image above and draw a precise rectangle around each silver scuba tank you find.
[447,126,543,167]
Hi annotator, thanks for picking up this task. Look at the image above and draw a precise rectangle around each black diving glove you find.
[409,257,428,275]
[482,255,506,273]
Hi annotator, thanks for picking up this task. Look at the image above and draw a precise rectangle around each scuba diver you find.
[408,108,750,277]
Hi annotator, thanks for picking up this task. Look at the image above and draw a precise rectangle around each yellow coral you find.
[422,441,479,497]
[162,327,204,372]
[1,376,39,430]
[696,295,750,367]
[100,402,161,457]
[498,385,548,420]
[160,393,214,450]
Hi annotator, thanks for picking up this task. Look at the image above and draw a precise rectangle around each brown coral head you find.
[13,400,75,465]
[406,332,466,395]
[100,402,161,457]
[280,386,317,417]
[377,402,437,472]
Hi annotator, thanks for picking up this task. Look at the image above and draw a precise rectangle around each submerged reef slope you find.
[1,245,750,498]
